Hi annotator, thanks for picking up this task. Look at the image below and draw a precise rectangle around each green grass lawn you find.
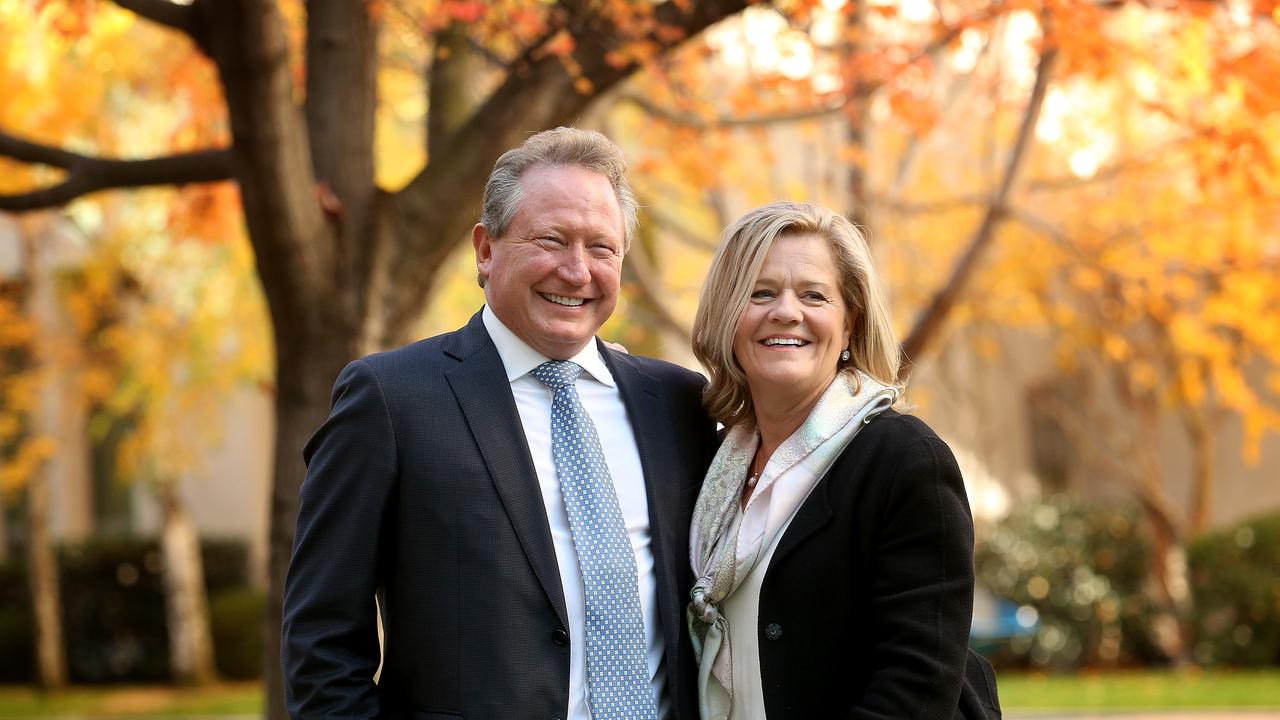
[0,671,1277,716]
[999,669,1280,709]
[0,682,262,717]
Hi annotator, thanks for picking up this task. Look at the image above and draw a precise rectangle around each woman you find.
[687,201,998,719]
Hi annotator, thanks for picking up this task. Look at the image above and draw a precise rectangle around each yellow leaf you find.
[1103,335,1129,361]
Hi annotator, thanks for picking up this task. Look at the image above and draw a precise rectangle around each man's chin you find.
[529,327,599,359]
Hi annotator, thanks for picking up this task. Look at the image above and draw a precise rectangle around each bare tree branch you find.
[874,192,988,215]
[618,93,849,128]
[899,46,1059,375]
[110,0,199,42]
[620,13,979,131]
[622,244,693,344]
[640,205,719,252]
[0,131,233,212]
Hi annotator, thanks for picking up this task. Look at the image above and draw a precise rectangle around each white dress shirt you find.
[482,306,669,720]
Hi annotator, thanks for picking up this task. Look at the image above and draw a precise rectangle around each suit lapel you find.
[601,345,686,671]
[445,313,568,629]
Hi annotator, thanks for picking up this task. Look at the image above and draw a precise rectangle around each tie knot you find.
[530,360,583,390]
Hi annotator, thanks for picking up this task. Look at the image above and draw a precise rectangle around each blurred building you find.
[910,323,1280,530]
[0,214,272,585]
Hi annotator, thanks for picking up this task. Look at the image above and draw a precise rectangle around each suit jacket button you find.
[552,629,569,646]
[764,623,782,641]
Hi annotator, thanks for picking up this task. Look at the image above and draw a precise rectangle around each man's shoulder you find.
[351,323,477,380]
[611,350,706,389]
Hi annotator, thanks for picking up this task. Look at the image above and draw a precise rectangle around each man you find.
[282,127,718,720]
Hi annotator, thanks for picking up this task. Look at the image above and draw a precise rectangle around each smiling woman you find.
[731,233,852,420]
[686,201,1000,720]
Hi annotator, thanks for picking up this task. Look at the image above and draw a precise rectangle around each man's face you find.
[473,164,625,360]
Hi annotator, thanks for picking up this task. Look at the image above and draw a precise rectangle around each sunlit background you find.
[1,0,1278,715]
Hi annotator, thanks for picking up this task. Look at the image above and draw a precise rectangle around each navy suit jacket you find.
[282,311,718,720]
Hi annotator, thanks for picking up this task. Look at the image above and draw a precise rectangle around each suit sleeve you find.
[282,359,398,719]
[849,432,975,720]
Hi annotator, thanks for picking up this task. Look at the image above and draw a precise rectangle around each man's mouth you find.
[761,337,808,347]
[540,292,586,307]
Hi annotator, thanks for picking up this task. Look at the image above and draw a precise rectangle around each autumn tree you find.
[605,0,1280,663]
[54,185,270,684]
[0,218,67,689]
[2,0,752,712]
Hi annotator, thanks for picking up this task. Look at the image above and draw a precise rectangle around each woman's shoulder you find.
[831,408,969,525]
[856,407,944,448]
[837,408,960,481]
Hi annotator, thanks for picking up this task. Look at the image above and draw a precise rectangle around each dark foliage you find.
[0,537,251,682]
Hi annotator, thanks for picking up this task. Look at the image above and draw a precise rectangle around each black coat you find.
[752,410,1000,719]
[281,311,719,719]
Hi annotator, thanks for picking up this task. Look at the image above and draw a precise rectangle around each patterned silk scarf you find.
[687,371,898,720]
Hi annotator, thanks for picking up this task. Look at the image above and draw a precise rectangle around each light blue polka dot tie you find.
[530,360,658,720]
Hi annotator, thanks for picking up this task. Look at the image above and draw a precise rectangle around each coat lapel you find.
[600,345,686,673]
[771,413,882,567]
[445,312,567,629]
[769,469,836,570]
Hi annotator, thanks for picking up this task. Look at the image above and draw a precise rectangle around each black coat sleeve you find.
[282,359,398,719]
[849,430,975,719]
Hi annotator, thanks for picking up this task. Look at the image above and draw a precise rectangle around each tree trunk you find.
[1184,410,1215,535]
[26,468,67,689]
[263,322,361,720]
[1129,400,1193,666]
[0,501,9,564]
[1144,513,1193,666]
[844,1,871,232]
[157,481,217,685]
[19,228,67,690]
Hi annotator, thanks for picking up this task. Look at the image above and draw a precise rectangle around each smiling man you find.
[282,128,719,720]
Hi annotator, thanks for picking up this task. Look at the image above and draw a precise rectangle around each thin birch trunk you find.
[21,230,67,689]
[158,481,217,685]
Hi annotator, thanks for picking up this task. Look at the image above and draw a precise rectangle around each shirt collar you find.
[482,305,617,388]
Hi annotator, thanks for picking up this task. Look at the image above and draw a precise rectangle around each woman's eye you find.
[751,289,775,300]
[803,292,828,303]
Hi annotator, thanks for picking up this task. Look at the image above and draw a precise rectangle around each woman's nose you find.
[768,291,802,323]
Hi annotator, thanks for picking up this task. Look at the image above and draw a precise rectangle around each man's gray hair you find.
[480,127,638,251]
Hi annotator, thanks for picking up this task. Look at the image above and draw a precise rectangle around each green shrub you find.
[975,495,1159,670]
[0,536,253,683]
[209,587,266,679]
[1188,511,1280,666]
[0,561,34,682]
[60,538,172,681]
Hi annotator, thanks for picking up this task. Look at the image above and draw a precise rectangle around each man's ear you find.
[472,223,493,288]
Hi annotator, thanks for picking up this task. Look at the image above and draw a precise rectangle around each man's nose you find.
[557,246,591,285]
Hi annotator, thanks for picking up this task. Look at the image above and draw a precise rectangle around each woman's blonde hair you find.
[691,201,901,428]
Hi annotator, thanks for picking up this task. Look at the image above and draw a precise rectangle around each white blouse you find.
[722,442,828,719]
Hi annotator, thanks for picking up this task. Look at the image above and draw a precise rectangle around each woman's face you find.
[733,233,853,405]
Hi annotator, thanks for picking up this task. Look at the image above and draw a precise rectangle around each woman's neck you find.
[751,379,830,460]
